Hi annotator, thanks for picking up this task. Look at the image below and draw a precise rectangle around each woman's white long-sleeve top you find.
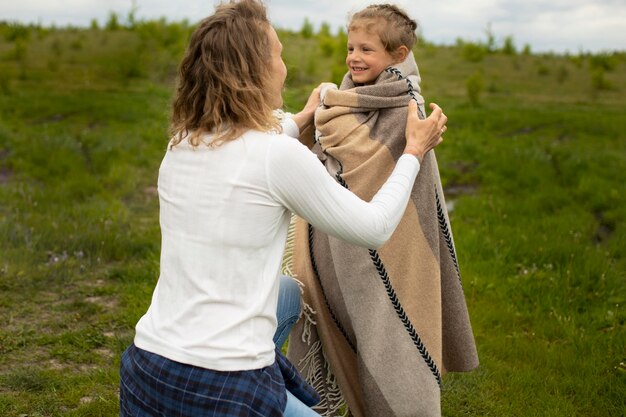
[134,119,420,371]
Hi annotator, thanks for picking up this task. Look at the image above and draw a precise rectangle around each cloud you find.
[409,0,626,52]
[0,0,624,52]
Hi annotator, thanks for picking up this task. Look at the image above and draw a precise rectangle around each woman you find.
[118,0,447,415]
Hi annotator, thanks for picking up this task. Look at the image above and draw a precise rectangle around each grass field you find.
[0,19,625,416]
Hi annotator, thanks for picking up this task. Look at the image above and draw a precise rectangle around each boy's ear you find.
[394,45,410,63]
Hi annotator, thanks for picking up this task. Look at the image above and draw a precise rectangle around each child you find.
[288,5,479,417]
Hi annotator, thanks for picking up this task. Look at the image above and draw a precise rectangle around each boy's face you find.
[346,27,397,85]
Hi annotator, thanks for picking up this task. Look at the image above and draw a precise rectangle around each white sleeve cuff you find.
[281,117,300,139]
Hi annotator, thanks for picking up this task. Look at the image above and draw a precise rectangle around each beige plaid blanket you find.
[286,53,479,417]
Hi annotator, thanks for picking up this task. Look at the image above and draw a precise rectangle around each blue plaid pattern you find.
[120,344,319,416]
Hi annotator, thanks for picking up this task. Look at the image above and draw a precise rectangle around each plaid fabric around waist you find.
[120,343,311,417]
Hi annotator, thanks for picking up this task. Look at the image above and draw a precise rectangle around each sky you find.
[1,0,625,54]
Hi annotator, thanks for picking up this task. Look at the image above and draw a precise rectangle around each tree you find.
[484,22,496,53]
[502,36,516,55]
[300,18,314,39]
[105,12,121,31]
[318,22,331,38]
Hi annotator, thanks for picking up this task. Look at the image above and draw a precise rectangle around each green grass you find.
[437,101,626,416]
[0,20,625,416]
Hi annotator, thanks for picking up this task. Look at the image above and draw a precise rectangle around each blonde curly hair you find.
[348,4,418,60]
[170,0,280,148]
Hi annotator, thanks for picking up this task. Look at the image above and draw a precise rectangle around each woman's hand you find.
[403,101,448,163]
[291,85,322,133]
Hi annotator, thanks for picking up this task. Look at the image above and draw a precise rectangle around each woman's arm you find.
[289,85,323,134]
[268,139,419,248]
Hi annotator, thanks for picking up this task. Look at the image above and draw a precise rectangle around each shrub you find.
[134,19,191,52]
[319,37,335,58]
[570,54,584,68]
[70,38,83,51]
[462,42,486,62]
[1,22,30,42]
[589,53,618,72]
[317,22,332,38]
[591,69,613,91]
[502,36,517,55]
[537,63,550,76]
[5,39,28,61]
[105,12,121,31]
[556,66,569,83]
[300,18,314,39]
[466,71,485,106]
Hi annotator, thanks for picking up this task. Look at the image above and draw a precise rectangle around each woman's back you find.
[136,129,297,372]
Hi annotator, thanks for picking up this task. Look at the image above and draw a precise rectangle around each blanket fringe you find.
[298,339,347,417]
[281,214,297,277]
[301,301,317,345]
[283,214,348,416]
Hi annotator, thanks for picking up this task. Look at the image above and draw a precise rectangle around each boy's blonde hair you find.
[348,4,418,59]
[170,0,280,147]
